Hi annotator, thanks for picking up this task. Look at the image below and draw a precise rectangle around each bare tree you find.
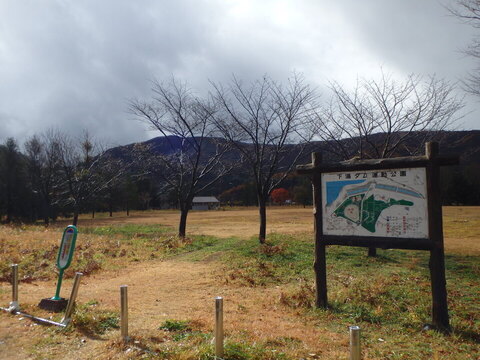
[0,138,27,223]
[24,130,62,225]
[129,78,231,238]
[210,74,317,244]
[448,0,480,95]
[313,72,463,256]
[314,73,463,160]
[57,131,123,226]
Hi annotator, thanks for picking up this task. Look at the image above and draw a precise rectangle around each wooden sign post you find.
[297,142,457,331]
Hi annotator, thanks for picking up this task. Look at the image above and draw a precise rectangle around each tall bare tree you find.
[314,73,463,160]
[448,0,480,95]
[130,78,231,238]
[57,131,123,226]
[313,72,463,256]
[210,74,316,244]
[24,130,63,225]
[0,138,27,223]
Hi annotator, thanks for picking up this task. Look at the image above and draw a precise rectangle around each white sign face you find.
[322,167,428,239]
[58,228,75,268]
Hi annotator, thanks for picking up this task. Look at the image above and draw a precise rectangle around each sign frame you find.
[52,225,78,300]
[57,225,78,270]
[297,142,457,331]
[321,166,429,240]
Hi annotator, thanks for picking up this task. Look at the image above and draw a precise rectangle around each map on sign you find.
[321,167,428,239]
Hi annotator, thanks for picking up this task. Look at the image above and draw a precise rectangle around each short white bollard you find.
[8,264,19,312]
[215,296,224,359]
[120,285,129,342]
[349,326,361,360]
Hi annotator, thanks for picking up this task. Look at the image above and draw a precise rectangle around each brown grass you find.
[54,206,314,238]
[63,205,480,255]
[442,206,480,254]
[53,205,480,254]
[0,206,479,359]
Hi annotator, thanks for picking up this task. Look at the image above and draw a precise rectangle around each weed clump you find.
[159,319,192,332]
[279,279,315,309]
[225,259,278,286]
[258,243,287,256]
[72,301,119,336]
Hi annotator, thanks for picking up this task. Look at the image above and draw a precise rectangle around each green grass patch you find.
[117,319,294,359]
[72,301,120,336]
[82,224,172,237]
[159,319,191,332]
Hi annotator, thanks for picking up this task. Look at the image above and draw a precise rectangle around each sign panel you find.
[321,167,428,238]
[57,225,77,270]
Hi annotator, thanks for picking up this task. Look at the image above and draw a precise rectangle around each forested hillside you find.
[1,130,478,224]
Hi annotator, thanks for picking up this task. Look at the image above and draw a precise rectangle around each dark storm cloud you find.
[0,0,478,146]
[332,0,475,77]
[0,1,223,145]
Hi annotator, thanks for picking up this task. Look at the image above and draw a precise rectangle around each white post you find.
[349,326,361,360]
[215,296,224,359]
[120,285,129,342]
[61,272,83,325]
[8,264,19,313]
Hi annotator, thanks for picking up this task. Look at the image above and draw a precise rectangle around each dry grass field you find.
[53,206,480,254]
[0,206,479,359]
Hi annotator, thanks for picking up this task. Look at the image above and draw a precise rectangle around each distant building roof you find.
[193,196,219,203]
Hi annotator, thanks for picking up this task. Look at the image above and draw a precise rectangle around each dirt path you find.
[0,258,345,359]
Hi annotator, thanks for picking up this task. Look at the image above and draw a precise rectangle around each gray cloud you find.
[0,0,478,147]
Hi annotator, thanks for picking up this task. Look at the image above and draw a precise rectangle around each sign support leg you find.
[53,269,64,300]
[429,247,450,331]
[425,142,450,332]
[314,243,327,308]
[312,153,327,308]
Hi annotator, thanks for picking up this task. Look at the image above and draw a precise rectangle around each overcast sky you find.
[0,0,479,147]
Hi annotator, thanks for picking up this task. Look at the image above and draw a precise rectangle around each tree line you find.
[0,72,474,246]
[0,131,127,226]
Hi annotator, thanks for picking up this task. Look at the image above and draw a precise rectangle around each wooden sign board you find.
[296,142,458,331]
[321,167,428,239]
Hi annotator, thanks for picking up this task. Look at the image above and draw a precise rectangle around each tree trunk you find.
[109,197,113,217]
[92,209,95,219]
[42,200,50,225]
[178,208,189,238]
[6,194,13,223]
[368,247,377,257]
[258,197,267,244]
[126,203,130,216]
[73,209,79,226]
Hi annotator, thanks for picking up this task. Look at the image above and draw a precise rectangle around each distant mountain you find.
[107,135,230,160]
[105,130,480,205]
[108,130,480,168]
[308,130,480,164]
[435,130,480,164]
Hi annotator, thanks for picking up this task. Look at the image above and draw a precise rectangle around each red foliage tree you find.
[270,188,291,204]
